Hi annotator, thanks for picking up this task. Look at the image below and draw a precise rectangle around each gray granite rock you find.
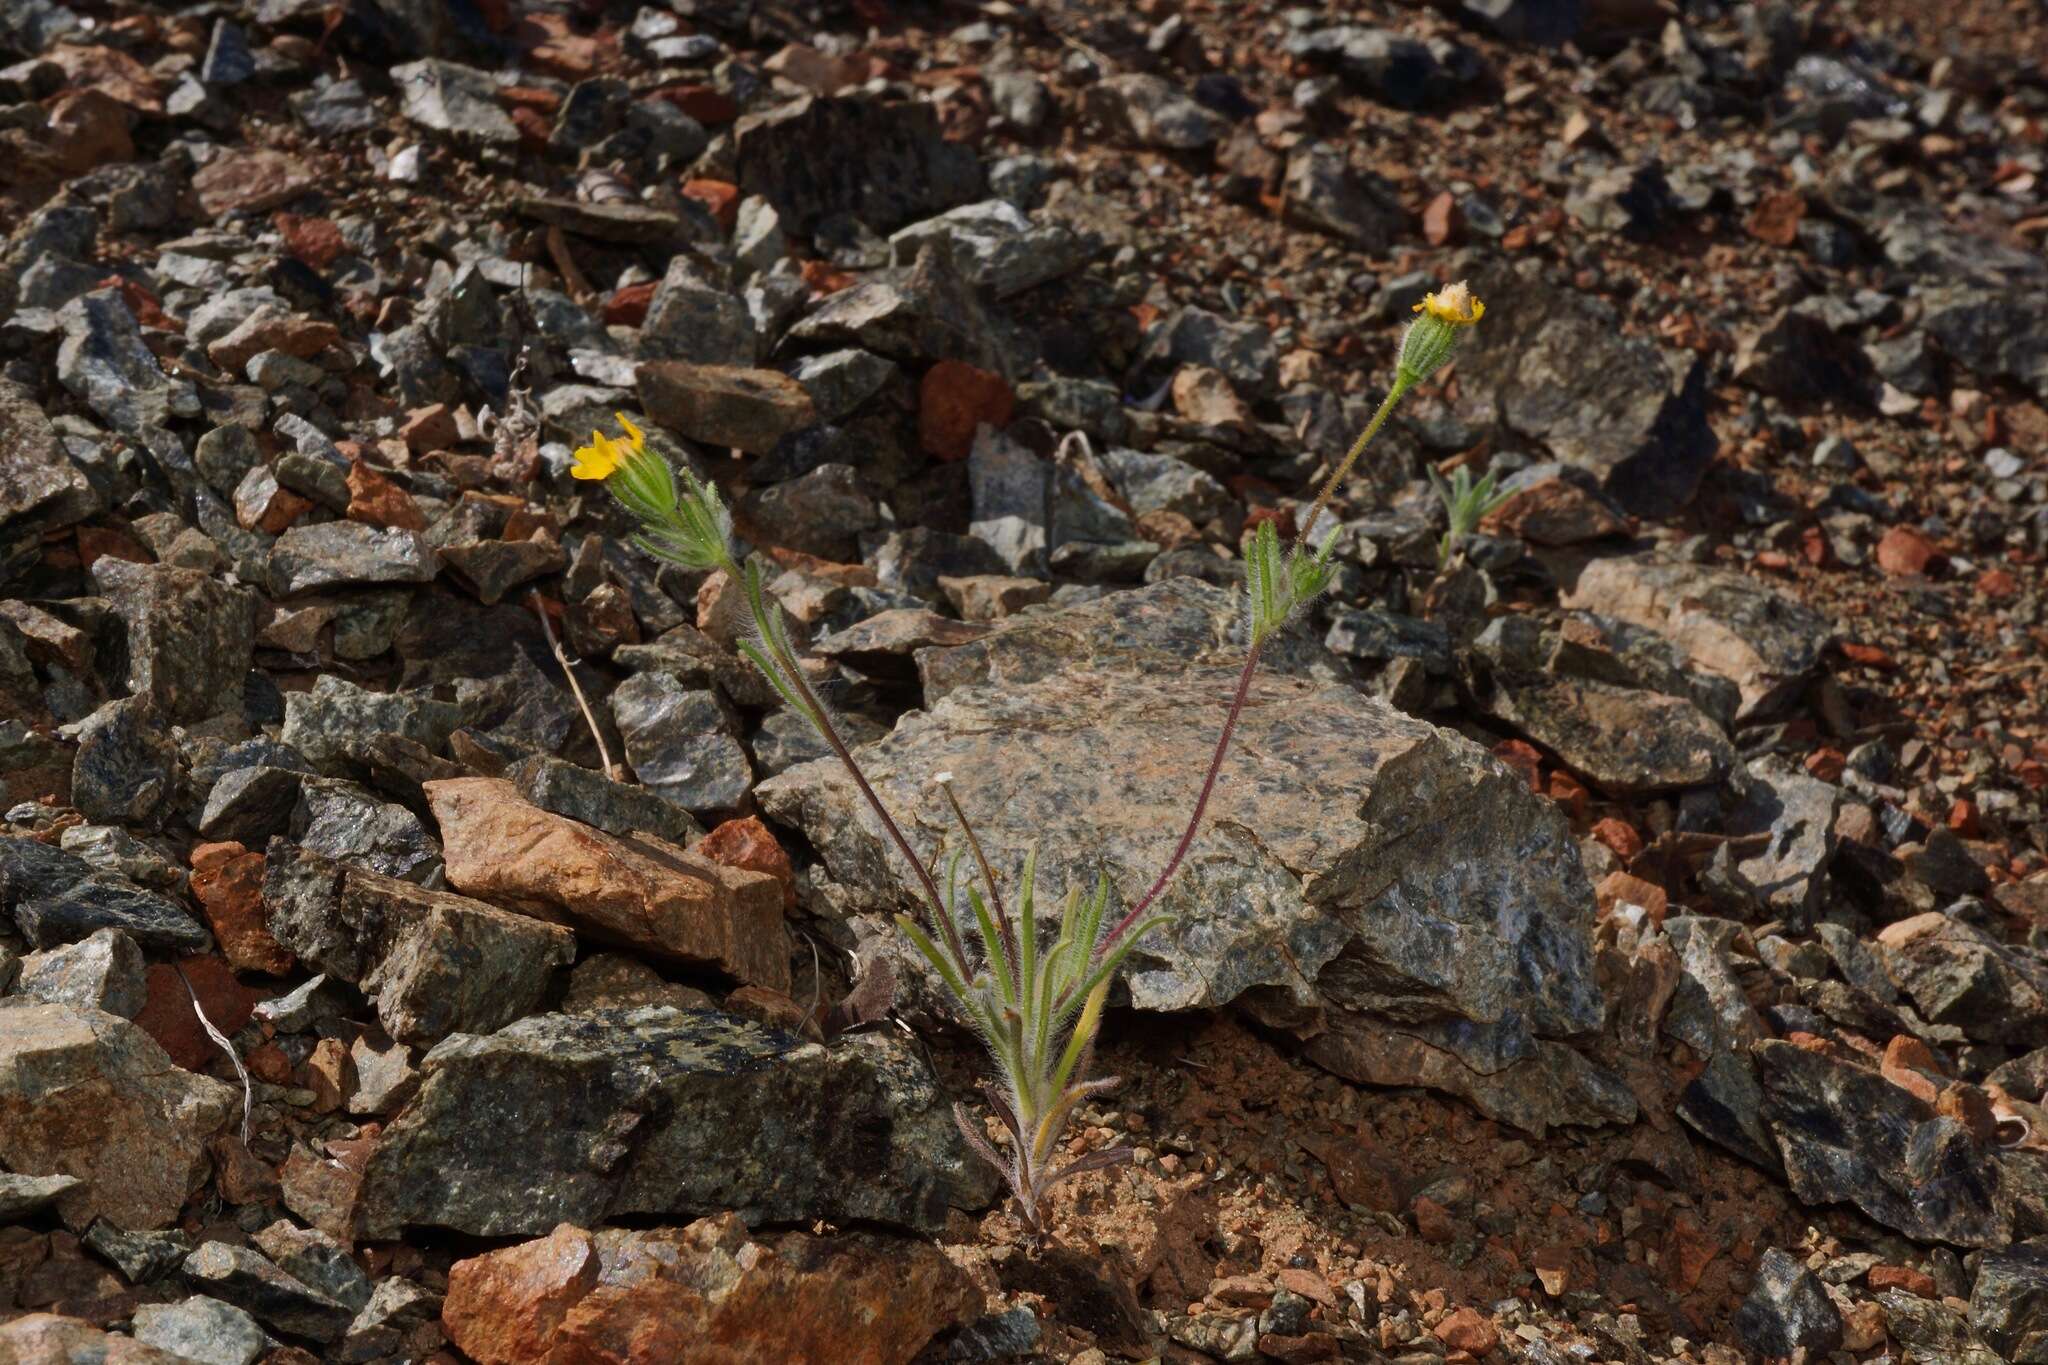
[610,674,752,814]
[131,1296,274,1365]
[1561,555,1832,721]
[760,659,1603,1047]
[0,1004,236,1229]
[391,59,518,145]
[16,927,146,1018]
[916,578,1346,705]
[262,844,574,1046]
[0,1171,82,1221]
[1082,74,1227,149]
[267,522,437,597]
[281,675,464,774]
[357,1006,996,1238]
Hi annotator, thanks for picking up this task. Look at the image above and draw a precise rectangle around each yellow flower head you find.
[1412,280,1484,326]
[570,414,650,481]
[570,429,622,481]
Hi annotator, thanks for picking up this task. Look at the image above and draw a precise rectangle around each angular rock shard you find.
[424,777,788,991]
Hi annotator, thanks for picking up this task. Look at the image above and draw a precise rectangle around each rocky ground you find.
[0,0,2044,1361]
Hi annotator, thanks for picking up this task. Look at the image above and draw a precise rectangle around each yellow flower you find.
[1412,280,1485,326]
[614,411,646,454]
[570,429,623,481]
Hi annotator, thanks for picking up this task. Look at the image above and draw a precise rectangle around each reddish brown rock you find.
[207,310,341,373]
[918,360,1013,461]
[1422,189,1463,246]
[132,957,268,1072]
[693,816,796,910]
[280,1142,364,1245]
[424,778,789,990]
[45,90,135,175]
[347,458,427,531]
[443,1223,601,1365]
[0,1313,189,1362]
[0,1005,235,1230]
[682,178,741,231]
[1876,524,1939,577]
[1170,365,1251,427]
[192,148,320,218]
[1746,190,1806,247]
[1412,1195,1457,1244]
[1867,1263,1938,1298]
[603,282,657,327]
[442,1216,976,1365]
[399,404,460,453]
[189,842,295,975]
[274,213,349,270]
[1487,472,1628,546]
[1433,1306,1499,1355]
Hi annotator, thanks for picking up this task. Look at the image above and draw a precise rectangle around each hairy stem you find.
[1292,377,1411,562]
[1098,642,1264,953]
[737,560,971,973]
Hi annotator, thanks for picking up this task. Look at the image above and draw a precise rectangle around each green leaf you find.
[966,884,1016,1009]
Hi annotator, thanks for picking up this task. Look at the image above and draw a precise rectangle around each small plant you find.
[577,281,1482,1235]
[1428,463,1514,568]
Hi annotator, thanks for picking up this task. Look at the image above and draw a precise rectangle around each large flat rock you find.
[758,665,1603,1046]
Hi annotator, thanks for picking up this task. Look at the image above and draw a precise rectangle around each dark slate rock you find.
[71,696,180,826]
[1454,268,1713,518]
[734,95,984,235]
[506,754,704,847]
[609,675,752,814]
[293,779,444,885]
[199,765,307,844]
[91,559,256,725]
[357,1006,997,1238]
[1970,1245,2048,1362]
[0,837,94,910]
[16,873,211,953]
[1733,1247,1843,1358]
[182,1242,355,1345]
[1282,25,1469,109]
[1755,1038,2010,1247]
[82,1223,194,1284]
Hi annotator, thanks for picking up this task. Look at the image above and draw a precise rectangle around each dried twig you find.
[530,589,624,782]
[176,965,252,1146]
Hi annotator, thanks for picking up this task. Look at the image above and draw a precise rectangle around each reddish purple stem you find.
[1097,642,1264,954]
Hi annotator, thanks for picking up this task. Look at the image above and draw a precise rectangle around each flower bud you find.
[1397,280,1484,386]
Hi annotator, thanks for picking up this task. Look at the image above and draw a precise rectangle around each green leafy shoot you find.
[1428,463,1514,569]
[895,829,1169,1234]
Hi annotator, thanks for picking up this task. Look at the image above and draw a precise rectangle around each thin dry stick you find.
[531,589,624,781]
[176,965,253,1146]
